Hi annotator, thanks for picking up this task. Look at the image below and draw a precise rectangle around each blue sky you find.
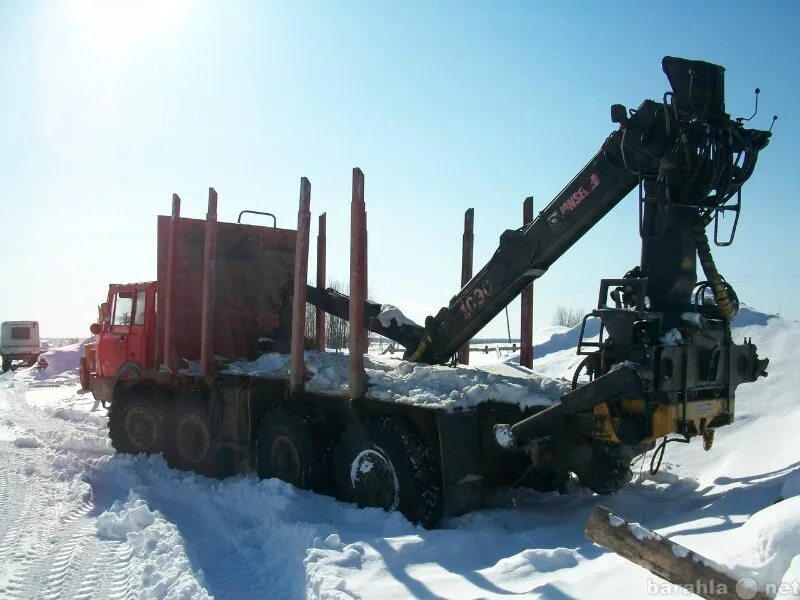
[1,0,798,338]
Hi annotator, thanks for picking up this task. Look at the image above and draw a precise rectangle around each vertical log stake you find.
[200,188,218,377]
[315,212,327,352]
[520,196,534,368]
[458,208,474,364]
[349,168,367,399]
[163,193,181,371]
[290,178,311,394]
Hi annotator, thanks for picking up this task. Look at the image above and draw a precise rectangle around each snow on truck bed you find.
[223,351,570,411]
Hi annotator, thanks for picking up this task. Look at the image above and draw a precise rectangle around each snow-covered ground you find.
[1,308,799,599]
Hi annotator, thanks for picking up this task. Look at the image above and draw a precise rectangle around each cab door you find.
[126,288,151,367]
[97,285,151,376]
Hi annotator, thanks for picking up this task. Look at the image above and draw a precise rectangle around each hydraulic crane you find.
[309,56,773,491]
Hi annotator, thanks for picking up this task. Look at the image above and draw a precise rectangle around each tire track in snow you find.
[39,498,105,600]
[70,540,136,600]
[0,459,22,552]
[138,488,271,600]
[0,385,137,600]
[0,478,57,600]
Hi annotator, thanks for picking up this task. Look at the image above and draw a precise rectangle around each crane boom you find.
[404,57,770,364]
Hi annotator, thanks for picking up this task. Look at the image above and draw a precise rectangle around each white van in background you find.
[1,321,41,372]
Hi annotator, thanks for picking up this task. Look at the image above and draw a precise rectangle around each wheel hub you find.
[349,448,399,511]
[176,412,211,465]
[123,406,159,453]
[270,435,303,486]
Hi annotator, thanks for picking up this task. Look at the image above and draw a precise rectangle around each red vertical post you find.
[315,212,327,352]
[163,193,180,371]
[200,188,218,377]
[362,210,369,355]
[349,168,367,399]
[520,196,534,368]
[291,177,312,394]
[458,208,474,365]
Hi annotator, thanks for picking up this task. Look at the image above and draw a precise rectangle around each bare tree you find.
[552,305,585,328]
[304,303,317,340]
[304,281,389,352]
[323,280,350,351]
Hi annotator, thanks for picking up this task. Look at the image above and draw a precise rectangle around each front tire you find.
[108,387,166,455]
[335,418,442,527]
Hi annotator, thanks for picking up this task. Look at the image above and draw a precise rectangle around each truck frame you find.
[89,57,772,526]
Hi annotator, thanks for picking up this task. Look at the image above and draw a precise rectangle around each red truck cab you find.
[95,282,158,380]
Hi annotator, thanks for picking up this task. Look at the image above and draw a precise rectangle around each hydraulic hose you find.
[692,218,737,321]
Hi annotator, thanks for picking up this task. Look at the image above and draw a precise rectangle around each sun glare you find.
[76,0,188,57]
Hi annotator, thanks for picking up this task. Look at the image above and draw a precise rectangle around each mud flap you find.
[437,410,484,518]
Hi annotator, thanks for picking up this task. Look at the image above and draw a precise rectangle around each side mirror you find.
[90,323,102,335]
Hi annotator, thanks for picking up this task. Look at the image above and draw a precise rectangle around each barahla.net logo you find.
[648,576,800,598]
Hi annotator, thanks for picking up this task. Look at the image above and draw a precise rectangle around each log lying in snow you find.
[584,505,769,600]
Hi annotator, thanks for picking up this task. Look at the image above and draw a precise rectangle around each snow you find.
[681,312,704,327]
[672,544,690,558]
[225,351,569,412]
[608,513,625,527]
[781,468,800,500]
[376,305,419,328]
[660,328,684,346]
[628,520,658,541]
[1,307,799,599]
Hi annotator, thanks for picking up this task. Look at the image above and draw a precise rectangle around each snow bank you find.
[723,497,800,595]
[36,341,84,376]
[96,494,211,599]
[11,340,85,387]
[96,497,157,540]
[781,468,800,501]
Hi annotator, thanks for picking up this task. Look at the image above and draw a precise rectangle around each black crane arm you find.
[407,99,664,364]
[307,57,771,367]
[406,56,771,365]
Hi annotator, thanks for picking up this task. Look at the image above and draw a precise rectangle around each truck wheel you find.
[1,356,10,373]
[108,389,166,455]
[335,418,442,528]
[519,468,569,493]
[163,396,231,478]
[256,406,329,492]
[573,443,633,495]
[79,357,91,391]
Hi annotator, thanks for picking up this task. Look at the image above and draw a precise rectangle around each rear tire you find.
[108,388,166,455]
[335,418,442,528]
[163,395,232,478]
[256,405,329,491]
[1,356,10,373]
